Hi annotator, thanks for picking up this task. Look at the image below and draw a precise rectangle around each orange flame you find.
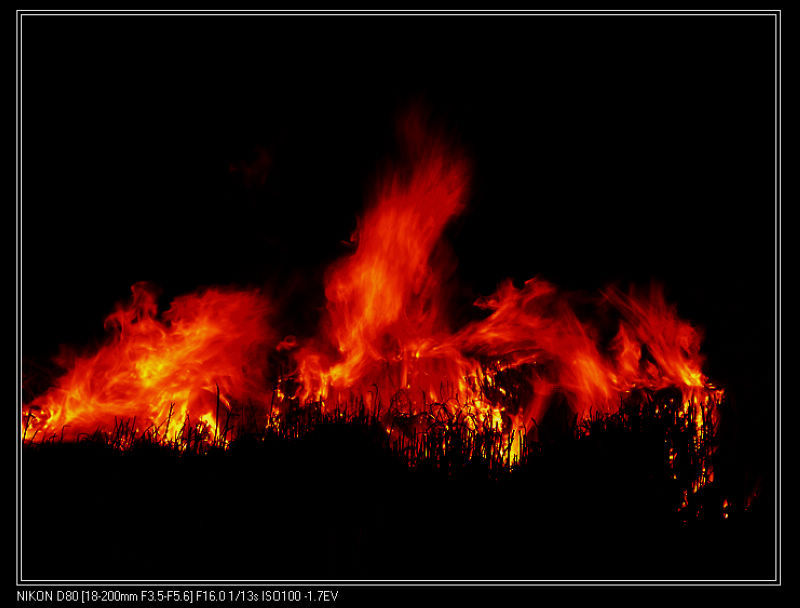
[23,108,723,491]
[24,282,273,443]
[290,113,723,470]
[295,111,471,410]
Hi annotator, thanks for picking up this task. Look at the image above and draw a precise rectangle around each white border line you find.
[16,8,781,588]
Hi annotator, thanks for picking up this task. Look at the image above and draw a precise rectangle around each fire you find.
[23,108,723,499]
[23,282,273,444]
[295,110,472,411]
[283,112,722,485]
[294,258,721,455]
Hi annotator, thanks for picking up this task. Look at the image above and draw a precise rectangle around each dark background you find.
[20,14,777,581]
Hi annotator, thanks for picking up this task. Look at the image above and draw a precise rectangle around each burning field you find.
[23,112,723,452]
[20,110,770,581]
[19,13,777,584]
[24,110,724,453]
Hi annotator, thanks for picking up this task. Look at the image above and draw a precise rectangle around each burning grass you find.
[21,384,770,581]
[19,108,767,580]
[21,383,726,520]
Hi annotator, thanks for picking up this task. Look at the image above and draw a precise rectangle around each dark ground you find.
[21,414,774,582]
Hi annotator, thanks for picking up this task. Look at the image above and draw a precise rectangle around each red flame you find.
[23,109,722,481]
[292,118,721,440]
[24,282,273,443]
[295,111,469,410]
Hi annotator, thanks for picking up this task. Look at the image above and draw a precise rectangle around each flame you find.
[295,110,471,411]
[23,282,273,443]
[23,108,723,502]
[288,111,723,481]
